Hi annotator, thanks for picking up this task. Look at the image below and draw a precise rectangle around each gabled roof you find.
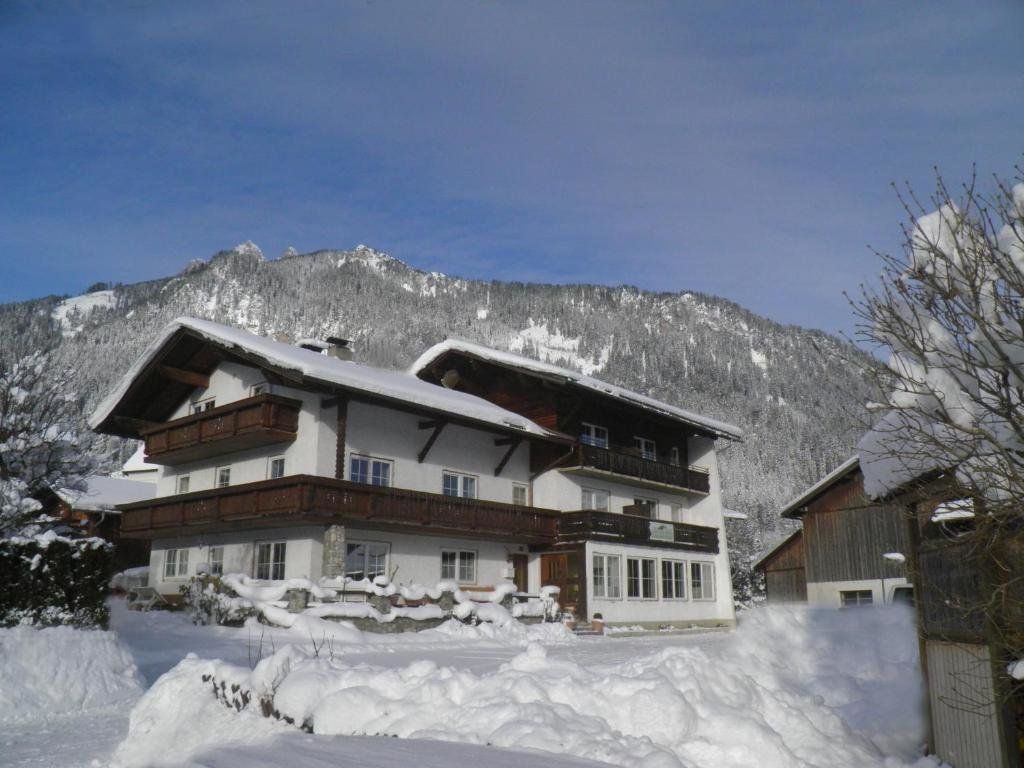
[90,318,569,442]
[57,476,156,513]
[779,455,860,519]
[409,338,742,440]
[753,528,802,571]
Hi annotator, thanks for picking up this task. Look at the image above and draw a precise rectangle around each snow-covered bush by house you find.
[180,574,257,626]
[0,531,112,627]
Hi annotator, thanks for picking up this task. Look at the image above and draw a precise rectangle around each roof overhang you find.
[779,455,860,520]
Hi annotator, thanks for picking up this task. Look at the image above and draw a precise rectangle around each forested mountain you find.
[0,242,874,576]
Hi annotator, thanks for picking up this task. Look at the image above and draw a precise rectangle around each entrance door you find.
[541,550,584,619]
[511,554,529,593]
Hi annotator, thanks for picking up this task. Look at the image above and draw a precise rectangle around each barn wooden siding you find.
[803,474,909,584]
[760,531,807,603]
[925,641,1015,768]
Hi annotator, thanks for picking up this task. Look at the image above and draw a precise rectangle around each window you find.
[441,550,477,583]
[176,475,191,494]
[669,447,681,467]
[190,398,215,415]
[662,560,687,599]
[840,590,874,607]
[215,466,231,488]
[690,562,716,601]
[512,483,528,506]
[669,503,685,523]
[580,422,609,448]
[592,553,622,599]
[164,548,189,579]
[350,455,393,487]
[268,456,286,479]
[634,436,657,461]
[345,541,389,581]
[208,546,224,577]
[631,497,658,519]
[255,541,286,580]
[581,487,610,512]
[442,471,477,499]
[627,557,657,599]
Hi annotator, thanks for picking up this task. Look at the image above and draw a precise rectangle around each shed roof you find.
[57,475,156,513]
[779,455,861,520]
[753,528,803,571]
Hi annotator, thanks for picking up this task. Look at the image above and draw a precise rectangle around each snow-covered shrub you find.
[181,574,256,626]
[0,532,112,628]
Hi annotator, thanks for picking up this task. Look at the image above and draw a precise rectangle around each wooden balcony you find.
[557,509,719,554]
[561,443,711,494]
[118,475,561,544]
[140,394,301,465]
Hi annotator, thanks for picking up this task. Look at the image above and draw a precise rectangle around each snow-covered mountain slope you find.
[0,242,873,558]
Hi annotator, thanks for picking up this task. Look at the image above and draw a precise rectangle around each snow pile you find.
[113,605,934,768]
[0,625,143,723]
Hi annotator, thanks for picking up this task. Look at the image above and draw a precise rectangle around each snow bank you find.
[113,605,935,768]
[0,625,143,723]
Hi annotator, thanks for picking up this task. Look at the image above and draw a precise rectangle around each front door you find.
[511,554,529,593]
[541,549,584,619]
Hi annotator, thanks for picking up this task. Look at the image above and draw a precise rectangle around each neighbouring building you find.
[753,529,805,603]
[90,318,739,627]
[774,456,912,608]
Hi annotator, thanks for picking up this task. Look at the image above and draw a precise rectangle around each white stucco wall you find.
[806,577,912,608]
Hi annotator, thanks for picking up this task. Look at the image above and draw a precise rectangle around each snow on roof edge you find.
[57,475,156,511]
[90,318,562,441]
[778,455,861,519]
[409,338,743,440]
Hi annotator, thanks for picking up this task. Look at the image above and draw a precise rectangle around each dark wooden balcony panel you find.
[557,509,719,554]
[141,394,302,465]
[562,444,711,494]
[118,475,561,544]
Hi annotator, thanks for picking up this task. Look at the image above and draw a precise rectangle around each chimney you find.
[325,336,353,361]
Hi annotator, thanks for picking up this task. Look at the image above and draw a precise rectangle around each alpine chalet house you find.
[90,318,738,627]
[411,340,740,627]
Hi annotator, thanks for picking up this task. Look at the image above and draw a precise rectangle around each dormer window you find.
[580,423,609,449]
[634,437,657,461]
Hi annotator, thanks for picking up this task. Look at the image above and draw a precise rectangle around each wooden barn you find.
[753,529,806,603]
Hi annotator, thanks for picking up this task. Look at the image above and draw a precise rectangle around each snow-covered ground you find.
[0,601,938,768]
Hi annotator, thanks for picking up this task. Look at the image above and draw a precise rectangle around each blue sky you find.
[1,1,1021,336]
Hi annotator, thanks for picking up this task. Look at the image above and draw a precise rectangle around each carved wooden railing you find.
[119,475,561,543]
[141,394,301,465]
[557,509,719,554]
[567,443,711,493]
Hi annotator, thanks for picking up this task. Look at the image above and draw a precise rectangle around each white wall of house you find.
[806,577,912,608]
[344,401,532,503]
[584,540,734,626]
[147,525,325,595]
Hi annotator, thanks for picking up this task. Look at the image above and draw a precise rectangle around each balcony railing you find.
[557,509,719,554]
[118,475,561,544]
[563,443,711,493]
[141,393,302,465]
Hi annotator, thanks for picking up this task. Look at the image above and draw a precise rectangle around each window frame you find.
[441,470,477,499]
[349,454,394,487]
[690,561,716,601]
[592,553,622,600]
[840,589,874,608]
[208,546,224,577]
[176,474,191,494]
[634,436,657,461]
[661,559,687,600]
[190,398,216,415]
[512,483,529,506]
[626,557,657,600]
[268,456,286,480]
[344,540,390,582]
[669,502,685,523]
[631,496,658,519]
[254,540,287,581]
[215,465,231,488]
[440,549,477,583]
[163,547,190,579]
[581,487,610,512]
[669,446,681,467]
[580,422,609,449]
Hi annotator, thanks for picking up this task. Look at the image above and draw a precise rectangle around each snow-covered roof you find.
[409,339,743,440]
[753,529,802,571]
[930,498,975,523]
[779,455,860,519]
[90,318,563,441]
[57,476,156,512]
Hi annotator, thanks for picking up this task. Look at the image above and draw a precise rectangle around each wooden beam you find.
[334,397,349,479]
[494,438,522,477]
[418,421,447,463]
[158,365,209,389]
[494,437,517,447]
[418,419,443,430]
